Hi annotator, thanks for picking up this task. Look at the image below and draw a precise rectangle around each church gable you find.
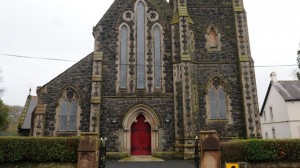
[93,0,172,96]
[34,53,93,136]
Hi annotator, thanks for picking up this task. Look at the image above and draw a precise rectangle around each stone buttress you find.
[172,0,195,159]
[233,0,261,138]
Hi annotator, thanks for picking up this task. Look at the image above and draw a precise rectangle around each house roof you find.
[260,80,300,114]
[19,95,38,129]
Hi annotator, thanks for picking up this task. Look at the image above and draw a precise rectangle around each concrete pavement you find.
[106,159,195,168]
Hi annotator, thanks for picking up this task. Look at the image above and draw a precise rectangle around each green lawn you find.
[0,163,76,168]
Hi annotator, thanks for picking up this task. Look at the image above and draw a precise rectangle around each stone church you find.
[31,0,261,158]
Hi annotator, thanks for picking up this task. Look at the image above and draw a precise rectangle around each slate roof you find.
[260,80,300,114]
[19,96,38,129]
[273,81,300,101]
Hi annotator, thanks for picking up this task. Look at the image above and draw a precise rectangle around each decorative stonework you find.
[121,104,160,153]
[233,0,261,137]
[123,11,134,22]
[148,11,159,22]
[116,0,165,93]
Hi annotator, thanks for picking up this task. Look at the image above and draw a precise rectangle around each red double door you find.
[131,114,151,155]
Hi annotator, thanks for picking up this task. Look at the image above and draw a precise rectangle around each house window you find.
[153,25,161,88]
[58,89,79,132]
[269,107,273,121]
[208,79,227,119]
[272,128,276,139]
[120,25,129,89]
[265,132,268,139]
[136,1,146,89]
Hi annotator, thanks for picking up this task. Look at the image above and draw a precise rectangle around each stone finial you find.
[270,72,278,83]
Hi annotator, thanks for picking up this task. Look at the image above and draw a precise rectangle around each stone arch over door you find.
[122,104,160,155]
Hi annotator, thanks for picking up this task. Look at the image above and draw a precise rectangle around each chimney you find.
[270,72,278,82]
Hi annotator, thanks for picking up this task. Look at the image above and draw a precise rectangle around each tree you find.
[0,70,4,97]
[0,70,9,130]
[6,105,23,133]
[0,99,9,130]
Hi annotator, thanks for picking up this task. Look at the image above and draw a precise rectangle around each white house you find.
[260,72,300,139]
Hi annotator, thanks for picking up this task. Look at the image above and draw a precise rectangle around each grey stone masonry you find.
[32,0,261,159]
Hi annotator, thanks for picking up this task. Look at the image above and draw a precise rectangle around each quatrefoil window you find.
[123,11,134,21]
[148,11,159,22]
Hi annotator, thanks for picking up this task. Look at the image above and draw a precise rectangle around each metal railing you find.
[195,136,200,168]
[99,137,107,168]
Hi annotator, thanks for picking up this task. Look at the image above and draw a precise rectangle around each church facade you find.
[31,0,261,158]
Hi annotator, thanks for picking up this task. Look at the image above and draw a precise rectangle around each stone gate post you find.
[77,132,99,168]
[200,130,221,168]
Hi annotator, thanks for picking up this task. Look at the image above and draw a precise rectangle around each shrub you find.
[221,139,300,163]
[0,136,79,163]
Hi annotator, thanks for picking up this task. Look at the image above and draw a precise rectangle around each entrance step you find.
[118,155,164,162]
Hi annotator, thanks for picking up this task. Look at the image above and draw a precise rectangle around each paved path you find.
[106,160,195,168]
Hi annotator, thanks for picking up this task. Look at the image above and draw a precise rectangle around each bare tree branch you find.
[0,70,5,97]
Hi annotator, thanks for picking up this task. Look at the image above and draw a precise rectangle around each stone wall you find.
[188,6,246,137]
[192,64,245,138]
[37,54,93,136]
[95,0,175,152]
[100,97,175,152]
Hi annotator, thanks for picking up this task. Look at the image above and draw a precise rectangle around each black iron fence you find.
[195,136,200,168]
[99,137,107,168]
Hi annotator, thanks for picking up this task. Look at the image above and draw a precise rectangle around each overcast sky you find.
[0,0,300,110]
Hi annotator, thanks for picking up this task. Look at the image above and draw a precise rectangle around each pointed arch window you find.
[136,1,146,89]
[153,25,161,88]
[58,89,79,132]
[120,25,129,89]
[208,79,227,119]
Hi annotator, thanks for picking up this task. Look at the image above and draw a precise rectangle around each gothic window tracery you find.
[56,88,80,133]
[207,78,228,120]
[117,0,164,92]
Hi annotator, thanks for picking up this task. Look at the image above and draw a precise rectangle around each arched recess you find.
[122,104,160,154]
[205,24,221,51]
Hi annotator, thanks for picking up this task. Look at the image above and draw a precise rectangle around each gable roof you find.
[260,80,300,114]
[19,95,38,129]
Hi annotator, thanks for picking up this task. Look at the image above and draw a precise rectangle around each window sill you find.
[208,119,229,123]
[57,131,78,137]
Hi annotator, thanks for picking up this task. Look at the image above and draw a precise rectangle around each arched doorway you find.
[131,114,151,155]
[121,104,160,155]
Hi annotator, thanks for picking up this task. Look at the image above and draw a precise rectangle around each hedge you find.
[222,139,300,163]
[0,137,79,163]
[1,137,300,163]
